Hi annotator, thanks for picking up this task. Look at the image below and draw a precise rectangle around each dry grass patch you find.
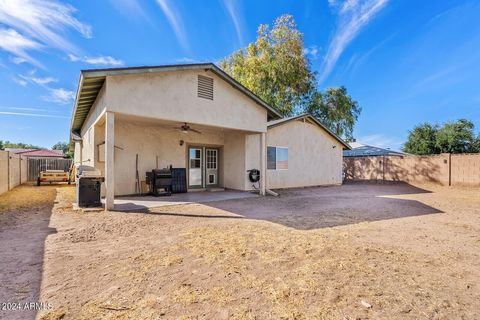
[18,184,479,319]
[0,184,57,212]
[176,222,476,319]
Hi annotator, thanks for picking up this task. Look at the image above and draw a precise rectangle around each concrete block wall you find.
[0,151,8,195]
[0,150,28,196]
[344,153,480,187]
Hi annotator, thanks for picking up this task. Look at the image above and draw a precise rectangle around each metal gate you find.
[27,158,72,181]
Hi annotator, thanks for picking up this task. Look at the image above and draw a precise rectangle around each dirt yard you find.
[1,182,479,319]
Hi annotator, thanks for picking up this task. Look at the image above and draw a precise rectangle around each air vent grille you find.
[198,75,214,100]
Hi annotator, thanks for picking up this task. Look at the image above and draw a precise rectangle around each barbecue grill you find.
[146,169,172,196]
[76,165,104,207]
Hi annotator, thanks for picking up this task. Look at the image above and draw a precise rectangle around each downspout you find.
[7,151,10,190]
[266,188,279,197]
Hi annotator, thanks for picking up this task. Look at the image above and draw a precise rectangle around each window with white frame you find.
[206,149,217,169]
[267,146,288,170]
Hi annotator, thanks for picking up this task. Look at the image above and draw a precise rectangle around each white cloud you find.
[68,54,124,66]
[156,0,188,50]
[11,56,27,64]
[303,45,319,60]
[67,53,80,62]
[109,0,149,20]
[416,66,459,88]
[319,0,388,83]
[175,57,197,63]
[13,77,28,86]
[1,106,48,112]
[31,76,57,85]
[0,111,68,118]
[222,0,244,45]
[0,28,42,66]
[43,88,75,104]
[0,0,91,65]
[19,73,57,85]
[83,56,123,66]
[328,0,339,7]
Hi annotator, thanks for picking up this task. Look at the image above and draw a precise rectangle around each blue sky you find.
[0,0,479,150]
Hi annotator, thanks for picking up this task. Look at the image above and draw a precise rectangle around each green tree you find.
[220,14,362,140]
[304,86,361,141]
[52,141,73,158]
[220,15,315,116]
[2,141,41,149]
[473,135,480,153]
[403,123,439,155]
[0,140,4,150]
[403,119,480,155]
[435,119,478,154]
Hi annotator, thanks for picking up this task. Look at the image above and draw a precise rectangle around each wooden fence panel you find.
[27,158,72,181]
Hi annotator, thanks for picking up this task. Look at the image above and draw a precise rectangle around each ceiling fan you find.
[174,122,202,134]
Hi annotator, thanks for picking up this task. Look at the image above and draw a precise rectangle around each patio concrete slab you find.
[110,190,260,211]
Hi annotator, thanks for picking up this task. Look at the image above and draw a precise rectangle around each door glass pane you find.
[267,146,276,170]
[189,148,202,186]
[206,149,217,169]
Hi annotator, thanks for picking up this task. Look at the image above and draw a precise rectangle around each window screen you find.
[267,146,276,170]
[267,146,288,170]
[276,147,288,170]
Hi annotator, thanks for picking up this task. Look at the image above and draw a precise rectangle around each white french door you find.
[188,147,219,188]
[205,148,218,186]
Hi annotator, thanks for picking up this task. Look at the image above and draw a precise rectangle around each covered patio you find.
[71,64,283,210]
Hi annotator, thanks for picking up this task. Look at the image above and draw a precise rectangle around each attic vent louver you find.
[197,75,213,100]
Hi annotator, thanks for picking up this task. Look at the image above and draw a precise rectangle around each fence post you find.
[19,156,21,185]
[351,158,354,181]
[448,153,452,186]
[382,155,386,181]
[7,151,10,190]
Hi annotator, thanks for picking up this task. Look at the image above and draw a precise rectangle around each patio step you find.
[207,187,225,192]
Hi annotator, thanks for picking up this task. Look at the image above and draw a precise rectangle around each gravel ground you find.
[0,182,479,319]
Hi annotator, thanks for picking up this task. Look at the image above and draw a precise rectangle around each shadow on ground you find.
[113,182,442,230]
[208,182,442,230]
[0,185,57,320]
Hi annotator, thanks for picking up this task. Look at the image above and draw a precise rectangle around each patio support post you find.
[260,132,266,196]
[105,111,115,210]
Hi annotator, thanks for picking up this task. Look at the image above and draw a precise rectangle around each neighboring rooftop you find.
[5,148,64,158]
[343,142,406,157]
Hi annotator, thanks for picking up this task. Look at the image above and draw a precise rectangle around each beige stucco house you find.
[70,63,350,209]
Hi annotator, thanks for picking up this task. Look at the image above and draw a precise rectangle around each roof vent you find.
[197,75,213,100]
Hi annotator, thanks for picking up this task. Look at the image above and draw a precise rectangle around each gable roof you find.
[70,63,282,136]
[5,148,64,157]
[267,113,351,150]
[343,142,405,157]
